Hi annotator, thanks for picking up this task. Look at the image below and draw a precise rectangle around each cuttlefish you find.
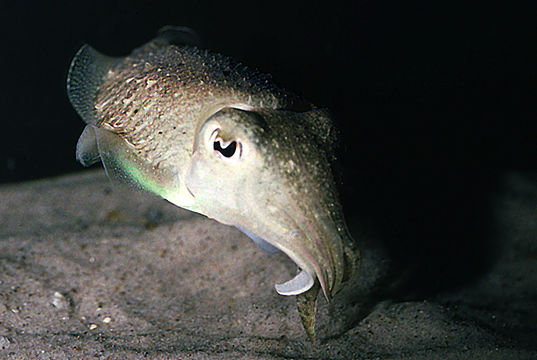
[67,26,359,341]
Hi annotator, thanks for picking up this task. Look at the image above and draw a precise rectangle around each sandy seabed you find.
[0,170,535,359]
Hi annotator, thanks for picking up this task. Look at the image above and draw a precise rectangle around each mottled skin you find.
[67,29,359,340]
[96,40,297,178]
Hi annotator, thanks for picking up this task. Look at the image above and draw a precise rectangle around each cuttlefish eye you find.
[208,127,243,161]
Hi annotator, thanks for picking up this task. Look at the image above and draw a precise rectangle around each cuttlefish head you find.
[185,107,358,299]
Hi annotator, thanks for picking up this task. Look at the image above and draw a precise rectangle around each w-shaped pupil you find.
[214,140,237,158]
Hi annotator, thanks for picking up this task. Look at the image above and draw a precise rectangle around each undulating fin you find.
[236,226,281,254]
[67,44,119,125]
[157,25,202,48]
[92,127,177,198]
[76,125,100,166]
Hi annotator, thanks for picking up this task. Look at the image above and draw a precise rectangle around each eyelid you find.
[208,127,221,145]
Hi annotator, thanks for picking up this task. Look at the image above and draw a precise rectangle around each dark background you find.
[0,1,535,294]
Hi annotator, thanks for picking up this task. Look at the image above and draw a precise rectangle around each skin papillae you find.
[67,26,360,342]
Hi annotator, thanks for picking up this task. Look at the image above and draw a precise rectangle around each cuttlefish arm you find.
[239,225,320,341]
[238,224,319,341]
[275,268,315,296]
[240,226,320,341]
[236,227,316,295]
[296,278,321,344]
